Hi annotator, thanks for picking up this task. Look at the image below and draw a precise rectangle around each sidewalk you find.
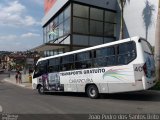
[4,73,32,89]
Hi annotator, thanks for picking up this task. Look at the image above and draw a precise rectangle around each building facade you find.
[32,0,159,57]
[36,0,117,56]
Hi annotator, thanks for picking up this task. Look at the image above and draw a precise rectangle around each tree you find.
[142,0,155,41]
[119,0,130,39]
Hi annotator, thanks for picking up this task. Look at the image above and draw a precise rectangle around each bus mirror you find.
[138,39,141,43]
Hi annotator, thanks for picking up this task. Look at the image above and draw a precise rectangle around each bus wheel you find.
[38,85,44,95]
[86,85,99,99]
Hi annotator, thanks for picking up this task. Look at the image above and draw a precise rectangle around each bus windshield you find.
[141,39,155,78]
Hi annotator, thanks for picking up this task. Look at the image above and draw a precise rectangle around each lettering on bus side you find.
[134,66,143,72]
[59,68,106,76]
[133,64,144,80]
[69,78,93,84]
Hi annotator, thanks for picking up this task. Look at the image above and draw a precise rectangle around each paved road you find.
[0,73,160,119]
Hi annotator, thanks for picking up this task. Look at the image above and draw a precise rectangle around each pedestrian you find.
[18,71,22,84]
[15,71,18,83]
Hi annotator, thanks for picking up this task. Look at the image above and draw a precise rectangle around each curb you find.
[3,79,31,89]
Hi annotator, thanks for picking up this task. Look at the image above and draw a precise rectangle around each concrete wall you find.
[118,0,159,46]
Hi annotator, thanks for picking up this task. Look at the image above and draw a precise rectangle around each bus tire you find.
[86,85,99,99]
[38,85,44,95]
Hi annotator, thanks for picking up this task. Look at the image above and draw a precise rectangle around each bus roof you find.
[38,36,142,62]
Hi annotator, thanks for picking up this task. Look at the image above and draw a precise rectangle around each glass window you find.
[59,12,64,24]
[64,18,70,34]
[50,51,54,56]
[73,34,89,45]
[46,25,50,42]
[36,60,48,75]
[64,5,71,20]
[49,22,53,31]
[104,23,115,36]
[104,37,115,43]
[73,17,89,34]
[93,46,116,67]
[54,51,58,55]
[96,47,115,57]
[59,23,64,37]
[34,60,48,78]
[53,17,59,27]
[61,55,74,71]
[48,22,54,41]
[61,63,74,71]
[107,56,116,66]
[89,36,103,46]
[75,51,92,69]
[117,42,136,65]
[53,27,59,39]
[105,11,116,23]
[43,27,47,43]
[90,8,103,21]
[75,60,92,69]
[49,58,60,66]
[93,56,116,67]
[46,51,50,57]
[118,55,129,65]
[90,20,103,36]
[73,4,89,18]
[93,57,107,67]
[48,58,60,72]
[76,51,91,61]
[118,42,136,54]
[62,55,74,64]
[48,65,59,73]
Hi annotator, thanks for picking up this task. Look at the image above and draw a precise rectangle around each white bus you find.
[32,37,157,98]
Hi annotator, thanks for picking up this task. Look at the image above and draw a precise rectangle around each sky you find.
[0,0,44,51]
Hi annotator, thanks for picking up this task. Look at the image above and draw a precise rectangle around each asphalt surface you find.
[0,73,160,119]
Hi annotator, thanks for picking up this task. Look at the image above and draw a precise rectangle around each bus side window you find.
[48,58,60,73]
[93,46,115,67]
[117,41,136,65]
[61,55,74,71]
[75,51,92,69]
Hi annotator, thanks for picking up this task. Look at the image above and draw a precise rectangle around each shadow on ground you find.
[39,90,160,102]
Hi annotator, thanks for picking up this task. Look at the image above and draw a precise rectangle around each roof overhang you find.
[30,43,70,52]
